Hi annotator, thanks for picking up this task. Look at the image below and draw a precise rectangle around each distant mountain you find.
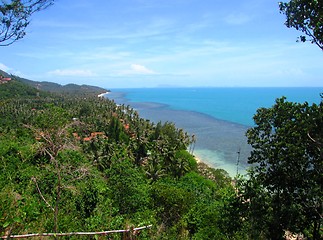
[0,69,109,96]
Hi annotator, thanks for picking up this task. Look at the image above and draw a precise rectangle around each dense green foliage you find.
[0,80,236,239]
[1,79,322,239]
[279,0,323,50]
[240,97,323,239]
[0,79,49,100]
[0,70,108,96]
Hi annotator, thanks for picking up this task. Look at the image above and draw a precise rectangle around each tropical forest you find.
[0,0,322,239]
[0,73,322,239]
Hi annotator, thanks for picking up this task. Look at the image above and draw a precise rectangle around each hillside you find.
[0,69,108,96]
[0,77,50,99]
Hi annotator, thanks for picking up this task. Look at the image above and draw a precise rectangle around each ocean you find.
[105,87,322,176]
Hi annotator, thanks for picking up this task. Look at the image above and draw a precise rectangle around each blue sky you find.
[1,0,323,88]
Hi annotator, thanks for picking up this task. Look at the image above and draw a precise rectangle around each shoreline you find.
[98,91,110,98]
[193,149,246,177]
[105,90,251,177]
[194,155,202,163]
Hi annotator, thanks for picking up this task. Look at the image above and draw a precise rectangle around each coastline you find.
[105,87,323,177]
[104,90,228,175]
[105,90,251,177]
[98,91,110,98]
[194,155,202,163]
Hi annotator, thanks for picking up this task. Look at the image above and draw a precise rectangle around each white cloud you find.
[130,64,155,74]
[0,63,12,72]
[48,69,95,77]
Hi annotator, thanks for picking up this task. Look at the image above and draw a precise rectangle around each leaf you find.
[13,217,22,223]
[3,221,10,228]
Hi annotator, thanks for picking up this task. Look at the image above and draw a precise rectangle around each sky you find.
[0,0,323,88]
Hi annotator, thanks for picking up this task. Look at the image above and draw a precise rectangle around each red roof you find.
[0,76,12,83]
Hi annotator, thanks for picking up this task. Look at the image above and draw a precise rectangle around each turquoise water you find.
[106,87,322,176]
[113,87,322,126]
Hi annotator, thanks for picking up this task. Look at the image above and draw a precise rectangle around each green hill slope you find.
[0,78,48,99]
[0,69,108,96]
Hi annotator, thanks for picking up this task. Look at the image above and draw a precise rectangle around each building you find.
[0,75,12,84]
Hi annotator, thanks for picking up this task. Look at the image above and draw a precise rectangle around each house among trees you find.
[72,132,106,142]
[0,75,12,84]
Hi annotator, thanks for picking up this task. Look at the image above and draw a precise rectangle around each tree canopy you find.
[241,97,323,239]
[0,0,54,46]
[279,0,323,50]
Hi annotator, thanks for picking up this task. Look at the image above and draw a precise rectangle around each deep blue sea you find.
[106,87,322,176]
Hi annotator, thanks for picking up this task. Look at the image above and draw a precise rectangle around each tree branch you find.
[31,176,54,212]
[307,132,323,146]
[304,28,323,51]
[0,225,153,239]
[0,0,54,46]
